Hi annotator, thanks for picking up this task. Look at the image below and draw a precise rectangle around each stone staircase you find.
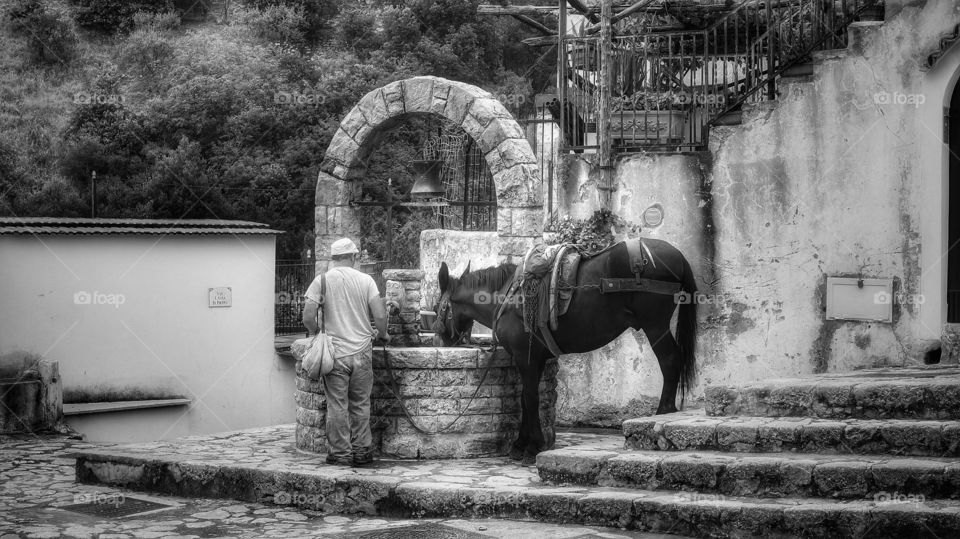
[536,366,960,538]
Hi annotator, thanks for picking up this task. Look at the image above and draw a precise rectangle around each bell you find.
[409,159,445,199]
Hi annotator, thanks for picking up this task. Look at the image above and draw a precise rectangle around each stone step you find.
[537,447,960,500]
[624,410,960,456]
[705,365,960,420]
[75,443,960,538]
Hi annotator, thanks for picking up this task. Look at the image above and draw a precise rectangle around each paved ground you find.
[0,430,686,539]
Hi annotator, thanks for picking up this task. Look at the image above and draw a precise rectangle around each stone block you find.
[766,384,815,415]
[296,406,324,428]
[758,419,806,451]
[812,460,872,498]
[479,118,526,156]
[799,421,846,452]
[382,269,424,281]
[536,449,617,485]
[602,453,659,488]
[381,81,405,116]
[812,382,854,417]
[924,382,960,419]
[402,77,435,114]
[662,418,717,450]
[340,107,369,141]
[851,382,925,419]
[295,423,326,453]
[428,81,451,116]
[658,454,727,490]
[878,421,944,455]
[489,139,537,176]
[870,459,948,498]
[576,492,638,529]
[843,420,886,454]
[622,418,658,449]
[294,390,325,410]
[716,418,768,451]
[324,128,360,169]
[717,456,785,496]
[385,280,404,304]
[704,386,739,416]
[444,86,475,125]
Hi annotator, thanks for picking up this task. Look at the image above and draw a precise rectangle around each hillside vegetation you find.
[0,0,551,259]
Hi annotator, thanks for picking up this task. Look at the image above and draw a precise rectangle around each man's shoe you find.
[325,454,351,466]
[351,450,373,467]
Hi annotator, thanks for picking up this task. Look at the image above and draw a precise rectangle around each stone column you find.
[383,269,424,346]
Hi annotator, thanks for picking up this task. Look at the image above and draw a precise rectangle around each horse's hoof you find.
[521,453,537,466]
[508,446,524,461]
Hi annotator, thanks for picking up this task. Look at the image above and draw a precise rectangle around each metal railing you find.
[275,259,315,335]
[556,0,883,153]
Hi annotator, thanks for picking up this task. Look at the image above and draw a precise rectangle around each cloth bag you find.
[292,273,335,379]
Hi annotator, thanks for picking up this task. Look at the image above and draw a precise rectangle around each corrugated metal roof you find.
[0,217,282,235]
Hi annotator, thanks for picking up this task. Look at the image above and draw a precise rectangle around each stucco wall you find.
[0,234,295,441]
[552,1,960,426]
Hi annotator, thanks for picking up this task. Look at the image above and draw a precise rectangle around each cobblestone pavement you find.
[0,430,685,539]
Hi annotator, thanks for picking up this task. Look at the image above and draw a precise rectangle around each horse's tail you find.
[676,255,698,406]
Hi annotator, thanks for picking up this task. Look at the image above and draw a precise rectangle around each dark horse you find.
[432,238,698,463]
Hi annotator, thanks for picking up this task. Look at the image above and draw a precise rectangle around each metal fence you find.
[557,0,882,153]
[275,259,315,335]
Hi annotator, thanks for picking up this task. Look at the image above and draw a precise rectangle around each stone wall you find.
[0,352,64,434]
[551,1,960,426]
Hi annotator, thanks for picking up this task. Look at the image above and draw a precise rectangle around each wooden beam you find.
[478,5,558,16]
[485,1,556,37]
[523,35,560,46]
[585,0,657,34]
[567,0,600,23]
[513,13,556,36]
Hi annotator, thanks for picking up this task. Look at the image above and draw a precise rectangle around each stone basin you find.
[295,345,557,459]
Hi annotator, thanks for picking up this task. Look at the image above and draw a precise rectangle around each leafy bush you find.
[239,4,309,48]
[71,0,174,33]
[6,0,78,66]
[119,28,176,80]
[551,209,640,255]
[131,10,181,31]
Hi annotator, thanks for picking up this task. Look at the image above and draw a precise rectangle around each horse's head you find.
[431,261,474,347]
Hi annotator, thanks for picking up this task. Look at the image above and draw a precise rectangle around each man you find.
[303,238,388,467]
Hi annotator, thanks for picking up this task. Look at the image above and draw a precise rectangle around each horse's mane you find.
[459,263,517,291]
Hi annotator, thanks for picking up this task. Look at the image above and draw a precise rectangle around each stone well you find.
[295,266,557,458]
[295,349,557,459]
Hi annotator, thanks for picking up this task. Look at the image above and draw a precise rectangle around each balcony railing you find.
[555,0,883,154]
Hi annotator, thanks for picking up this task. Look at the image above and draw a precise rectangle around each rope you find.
[379,342,499,436]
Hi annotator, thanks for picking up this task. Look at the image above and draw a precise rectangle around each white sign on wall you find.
[208,287,232,308]
[825,277,893,322]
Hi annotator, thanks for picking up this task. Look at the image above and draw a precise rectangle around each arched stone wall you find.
[315,76,544,270]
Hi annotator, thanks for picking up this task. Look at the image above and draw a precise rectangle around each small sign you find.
[208,287,232,308]
[825,277,893,322]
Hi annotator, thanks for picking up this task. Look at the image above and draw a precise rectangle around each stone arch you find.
[314,76,544,270]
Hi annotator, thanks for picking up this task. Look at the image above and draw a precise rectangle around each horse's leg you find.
[509,386,528,460]
[644,324,681,414]
[519,353,546,464]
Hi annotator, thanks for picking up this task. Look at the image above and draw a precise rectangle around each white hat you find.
[330,238,359,256]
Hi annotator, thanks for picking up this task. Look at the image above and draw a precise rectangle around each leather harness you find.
[492,239,682,357]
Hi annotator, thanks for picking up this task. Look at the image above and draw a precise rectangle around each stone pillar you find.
[942,324,960,364]
[294,363,327,453]
[383,269,423,346]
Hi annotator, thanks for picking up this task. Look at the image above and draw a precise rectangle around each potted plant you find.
[608,90,688,144]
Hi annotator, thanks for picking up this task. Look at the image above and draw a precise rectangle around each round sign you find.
[642,204,664,227]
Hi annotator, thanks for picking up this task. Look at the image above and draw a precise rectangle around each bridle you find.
[435,291,472,345]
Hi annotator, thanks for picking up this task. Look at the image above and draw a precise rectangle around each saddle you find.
[496,238,681,357]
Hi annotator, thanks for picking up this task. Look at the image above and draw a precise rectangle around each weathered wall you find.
[553,1,960,426]
[0,234,295,442]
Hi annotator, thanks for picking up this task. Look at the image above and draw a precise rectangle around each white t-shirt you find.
[304,266,380,357]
